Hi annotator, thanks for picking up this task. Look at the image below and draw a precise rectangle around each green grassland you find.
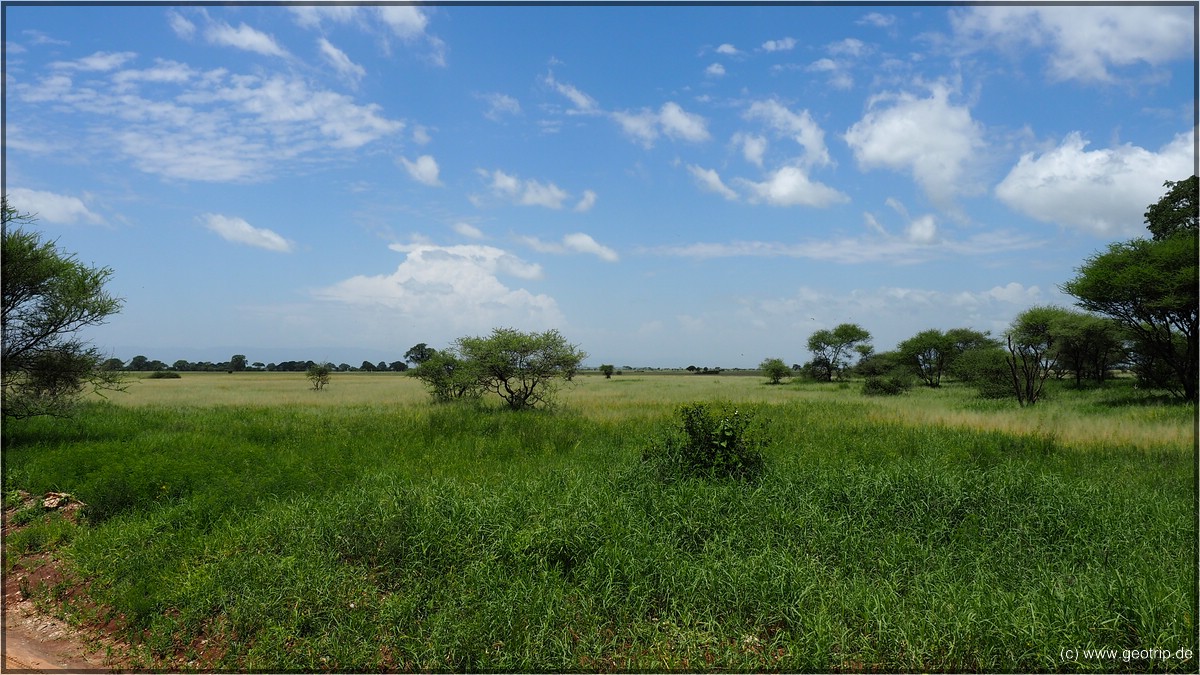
[2,371,1195,672]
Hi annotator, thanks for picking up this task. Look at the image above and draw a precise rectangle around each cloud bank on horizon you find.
[5,4,1194,366]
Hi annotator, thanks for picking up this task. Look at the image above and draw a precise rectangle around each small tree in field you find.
[759,357,790,384]
[456,328,586,410]
[599,364,615,379]
[306,362,333,391]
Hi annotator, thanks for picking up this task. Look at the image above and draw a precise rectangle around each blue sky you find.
[4,3,1196,368]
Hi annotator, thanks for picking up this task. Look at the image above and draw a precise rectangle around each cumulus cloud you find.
[613,102,709,148]
[995,130,1195,237]
[377,5,429,39]
[479,169,581,209]
[745,99,831,167]
[732,132,768,167]
[844,83,985,206]
[762,37,797,52]
[205,21,289,58]
[7,188,104,225]
[705,63,726,77]
[314,243,563,333]
[399,155,441,186]
[574,190,598,212]
[521,233,618,262]
[202,214,293,252]
[716,43,740,55]
[735,166,848,208]
[952,5,1193,83]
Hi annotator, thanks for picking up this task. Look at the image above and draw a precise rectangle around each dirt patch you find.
[3,492,132,673]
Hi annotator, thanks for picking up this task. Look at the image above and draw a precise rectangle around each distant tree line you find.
[762,175,1197,405]
[104,354,413,373]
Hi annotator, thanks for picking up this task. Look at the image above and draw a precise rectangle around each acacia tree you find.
[1004,306,1063,406]
[599,364,615,379]
[456,328,586,410]
[2,199,123,418]
[1061,176,1198,400]
[759,357,790,384]
[898,327,996,387]
[805,323,871,382]
[408,349,482,402]
[306,362,333,391]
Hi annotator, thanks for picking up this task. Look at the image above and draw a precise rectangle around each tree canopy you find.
[2,198,123,418]
[805,323,871,382]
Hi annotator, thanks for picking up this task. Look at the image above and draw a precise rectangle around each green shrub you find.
[643,402,766,481]
[862,373,913,396]
[145,371,181,379]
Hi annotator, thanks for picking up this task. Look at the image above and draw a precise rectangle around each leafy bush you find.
[862,373,913,396]
[643,402,766,481]
[145,371,181,379]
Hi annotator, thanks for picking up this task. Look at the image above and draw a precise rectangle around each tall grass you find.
[4,375,1195,672]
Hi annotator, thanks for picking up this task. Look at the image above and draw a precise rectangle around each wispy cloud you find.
[202,214,293,252]
[7,187,104,225]
[318,38,365,84]
[521,233,619,262]
[206,21,289,58]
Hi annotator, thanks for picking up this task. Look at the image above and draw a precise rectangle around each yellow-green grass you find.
[107,371,1193,451]
[5,371,1194,672]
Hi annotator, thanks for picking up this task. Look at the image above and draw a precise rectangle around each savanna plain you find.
[2,371,1195,672]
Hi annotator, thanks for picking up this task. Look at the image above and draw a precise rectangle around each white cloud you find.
[400,155,441,186]
[51,51,137,71]
[202,214,293,252]
[645,228,1042,265]
[612,109,660,147]
[205,21,289,58]
[952,5,1193,83]
[574,190,598,212]
[7,188,104,225]
[112,59,194,88]
[762,37,797,52]
[482,92,521,120]
[377,5,429,39]
[544,73,599,114]
[522,233,619,262]
[705,63,726,77]
[858,12,896,28]
[453,222,484,239]
[658,102,710,143]
[613,102,710,147]
[828,38,867,58]
[732,132,767,167]
[167,11,196,39]
[480,169,575,209]
[807,58,854,90]
[735,166,848,208]
[318,38,365,84]
[745,99,831,167]
[290,6,361,29]
[314,243,563,334]
[844,83,985,206]
[995,130,1195,237]
[687,165,739,201]
[716,43,740,55]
